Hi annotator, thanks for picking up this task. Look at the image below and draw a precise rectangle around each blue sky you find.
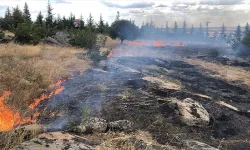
[0,0,249,27]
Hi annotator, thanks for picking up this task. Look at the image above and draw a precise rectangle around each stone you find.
[175,98,210,127]
[184,140,219,150]
[11,132,96,150]
[109,120,134,132]
[71,117,107,134]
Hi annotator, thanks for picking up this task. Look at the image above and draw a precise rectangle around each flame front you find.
[0,78,66,132]
[154,41,165,47]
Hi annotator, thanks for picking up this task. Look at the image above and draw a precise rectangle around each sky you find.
[0,0,249,28]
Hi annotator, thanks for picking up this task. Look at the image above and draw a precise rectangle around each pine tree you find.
[245,23,249,34]
[182,21,187,35]
[190,24,194,35]
[199,23,204,37]
[173,21,178,34]
[80,14,84,30]
[23,2,31,23]
[36,11,44,26]
[3,7,12,30]
[115,11,120,21]
[12,6,24,29]
[87,13,95,32]
[165,21,169,34]
[69,13,75,29]
[57,14,64,30]
[98,14,105,33]
[46,0,53,28]
[220,23,226,40]
[235,25,241,42]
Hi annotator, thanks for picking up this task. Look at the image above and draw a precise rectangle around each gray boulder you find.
[109,120,134,132]
[185,140,219,150]
[72,117,107,134]
[174,98,210,127]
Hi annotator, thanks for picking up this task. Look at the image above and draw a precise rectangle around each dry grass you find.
[184,58,250,87]
[0,43,90,113]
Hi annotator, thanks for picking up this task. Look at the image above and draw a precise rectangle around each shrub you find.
[15,22,42,45]
[0,31,5,39]
[69,29,97,49]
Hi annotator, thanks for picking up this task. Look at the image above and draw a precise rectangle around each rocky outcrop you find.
[173,98,210,127]
[184,140,219,150]
[109,120,134,132]
[72,117,108,134]
[11,132,97,150]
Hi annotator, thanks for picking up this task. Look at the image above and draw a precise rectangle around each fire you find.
[130,41,140,45]
[107,51,113,58]
[29,81,64,110]
[0,69,87,132]
[153,41,165,47]
[0,91,37,131]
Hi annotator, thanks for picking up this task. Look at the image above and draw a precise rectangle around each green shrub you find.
[15,22,42,45]
[0,31,5,39]
[69,29,97,49]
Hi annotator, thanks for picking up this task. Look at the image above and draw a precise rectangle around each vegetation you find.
[109,19,139,44]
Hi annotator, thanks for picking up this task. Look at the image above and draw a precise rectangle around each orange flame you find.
[107,51,113,58]
[153,41,165,47]
[0,91,37,131]
[0,70,86,132]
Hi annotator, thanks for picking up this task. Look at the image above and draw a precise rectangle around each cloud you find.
[55,0,71,4]
[156,4,168,8]
[200,0,244,5]
[101,1,155,9]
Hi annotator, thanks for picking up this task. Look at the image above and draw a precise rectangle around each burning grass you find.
[184,58,250,87]
[0,43,90,131]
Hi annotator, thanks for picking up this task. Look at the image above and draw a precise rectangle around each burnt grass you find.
[39,46,250,150]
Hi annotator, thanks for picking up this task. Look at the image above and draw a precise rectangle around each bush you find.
[15,22,42,45]
[69,29,97,49]
[0,31,5,39]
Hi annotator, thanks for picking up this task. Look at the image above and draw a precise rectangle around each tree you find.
[213,31,218,40]
[98,14,105,33]
[35,11,44,26]
[173,21,178,34]
[115,11,120,21]
[182,21,187,35]
[79,14,84,30]
[12,6,24,29]
[220,23,226,40]
[109,19,139,44]
[57,14,64,30]
[242,30,250,49]
[23,2,31,23]
[245,23,249,34]
[45,0,53,28]
[198,23,204,37]
[87,13,95,32]
[2,7,12,30]
[165,21,169,34]
[190,24,194,35]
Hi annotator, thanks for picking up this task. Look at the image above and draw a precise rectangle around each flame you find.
[107,51,113,58]
[130,41,140,45]
[0,91,37,131]
[0,69,87,132]
[153,41,165,47]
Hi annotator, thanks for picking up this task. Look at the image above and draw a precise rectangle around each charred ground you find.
[36,44,250,150]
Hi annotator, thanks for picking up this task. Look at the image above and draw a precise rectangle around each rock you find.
[109,120,134,132]
[175,98,210,127]
[72,117,107,134]
[11,132,97,150]
[184,140,219,150]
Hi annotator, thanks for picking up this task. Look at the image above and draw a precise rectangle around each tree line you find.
[0,1,250,55]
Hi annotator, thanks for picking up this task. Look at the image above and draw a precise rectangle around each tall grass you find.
[0,43,90,114]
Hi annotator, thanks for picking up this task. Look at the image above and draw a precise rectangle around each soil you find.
[38,44,250,150]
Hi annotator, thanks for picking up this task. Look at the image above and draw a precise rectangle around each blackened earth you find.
[39,46,250,150]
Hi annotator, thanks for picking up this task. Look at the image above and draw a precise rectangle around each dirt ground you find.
[36,43,250,150]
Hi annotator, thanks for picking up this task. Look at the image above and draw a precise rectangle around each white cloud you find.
[0,0,249,27]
